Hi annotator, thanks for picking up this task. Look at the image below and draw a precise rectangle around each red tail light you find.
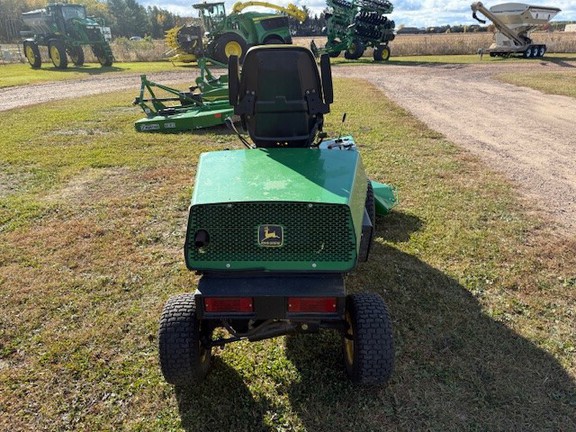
[204,297,253,313]
[288,297,337,313]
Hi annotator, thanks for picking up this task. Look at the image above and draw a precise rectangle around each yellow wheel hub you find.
[25,46,35,64]
[50,46,61,63]
[224,41,242,58]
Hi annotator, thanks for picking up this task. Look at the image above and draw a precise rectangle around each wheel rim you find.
[50,45,61,63]
[25,46,35,64]
[344,311,355,366]
[225,41,242,58]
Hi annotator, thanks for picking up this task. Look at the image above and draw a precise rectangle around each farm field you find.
[1,54,576,430]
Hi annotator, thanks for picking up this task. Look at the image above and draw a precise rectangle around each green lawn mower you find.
[158,45,397,386]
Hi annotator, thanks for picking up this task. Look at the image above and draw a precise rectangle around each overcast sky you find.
[136,0,575,27]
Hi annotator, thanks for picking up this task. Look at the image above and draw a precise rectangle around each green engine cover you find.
[185,148,368,273]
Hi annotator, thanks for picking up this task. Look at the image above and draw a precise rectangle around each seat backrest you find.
[230,45,331,148]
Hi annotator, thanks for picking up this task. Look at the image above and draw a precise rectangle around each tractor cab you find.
[193,2,227,34]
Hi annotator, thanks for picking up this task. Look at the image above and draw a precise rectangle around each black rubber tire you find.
[523,47,532,58]
[325,39,342,58]
[264,36,284,44]
[68,46,84,66]
[92,43,113,67]
[49,40,68,69]
[343,293,394,385]
[24,41,41,68]
[344,40,365,60]
[158,294,212,386]
[213,33,248,64]
[373,45,390,62]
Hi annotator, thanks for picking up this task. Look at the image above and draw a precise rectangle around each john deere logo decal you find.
[258,225,283,247]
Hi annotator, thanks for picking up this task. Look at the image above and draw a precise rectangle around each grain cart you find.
[21,3,113,69]
[471,2,561,58]
[166,1,307,64]
[311,0,396,61]
[158,45,397,387]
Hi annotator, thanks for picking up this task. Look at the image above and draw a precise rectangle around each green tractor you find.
[21,3,114,69]
[158,45,397,386]
[312,0,396,61]
[179,1,306,64]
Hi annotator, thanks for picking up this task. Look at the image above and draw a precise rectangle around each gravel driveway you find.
[2,60,575,233]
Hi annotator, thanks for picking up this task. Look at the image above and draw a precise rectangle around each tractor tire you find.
[373,45,390,62]
[49,40,68,69]
[24,41,41,69]
[264,36,285,44]
[326,39,342,58]
[68,46,85,66]
[344,40,365,60]
[158,294,212,386]
[213,33,248,64]
[92,43,114,67]
[343,293,394,386]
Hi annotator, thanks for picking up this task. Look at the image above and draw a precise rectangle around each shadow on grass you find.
[175,358,271,432]
[42,65,125,75]
[282,213,576,430]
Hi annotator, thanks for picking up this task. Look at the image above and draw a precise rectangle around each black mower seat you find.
[229,45,332,148]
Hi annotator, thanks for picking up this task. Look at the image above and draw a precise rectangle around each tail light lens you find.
[204,297,253,313]
[288,297,337,313]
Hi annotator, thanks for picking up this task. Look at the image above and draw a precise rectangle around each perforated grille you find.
[187,202,355,265]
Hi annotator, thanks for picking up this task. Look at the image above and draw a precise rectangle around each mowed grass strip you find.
[496,68,576,98]
[0,61,178,88]
[0,79,575,431]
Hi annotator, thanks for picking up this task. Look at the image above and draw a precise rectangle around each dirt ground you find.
[2,60,575,234]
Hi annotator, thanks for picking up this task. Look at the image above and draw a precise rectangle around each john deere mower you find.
[158,45,396,386]
[132,58,233,133]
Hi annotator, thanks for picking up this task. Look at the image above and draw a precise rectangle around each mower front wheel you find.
[49,40,68,69]
[343,293,394,385]
[159,294,212,386]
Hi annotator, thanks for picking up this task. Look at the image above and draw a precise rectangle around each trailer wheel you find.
[68,46,84,66]
[344,40,365,60]
[523,47,532,58]
[531,46,540,58]
[213,33,247,64]
[159,294,212,386]
[373,45,390,62]
[24,41,41,69]
[343,293,394,385]
[49,41,68,69]
[539,45,546,57]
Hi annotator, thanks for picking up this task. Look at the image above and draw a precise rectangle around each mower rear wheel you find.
[68,46,85,66]
[344,40,365,60]
[213,33,248,64]
[49,41,68,69]
[343,293,394,385]
[24,41,41,69]
[373,45,390,62]
[159,294,212,386]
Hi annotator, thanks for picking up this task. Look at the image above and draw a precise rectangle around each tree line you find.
[0,0,184,42]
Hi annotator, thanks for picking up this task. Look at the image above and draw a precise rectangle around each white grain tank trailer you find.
[471,2,561,57]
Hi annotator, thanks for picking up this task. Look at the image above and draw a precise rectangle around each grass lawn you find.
[1,78,575,431]
[0,61,179,88]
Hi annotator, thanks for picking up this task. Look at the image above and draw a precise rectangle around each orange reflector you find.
[288,297,337,313]
[214,113,222,118]
[204,297,253,312]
